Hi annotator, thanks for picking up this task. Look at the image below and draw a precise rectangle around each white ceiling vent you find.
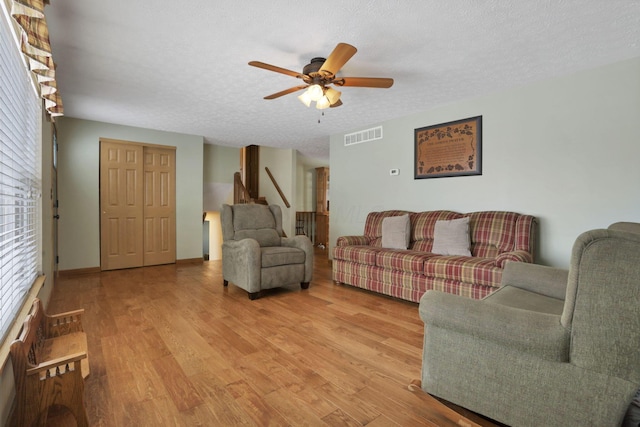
[344,126,383,146]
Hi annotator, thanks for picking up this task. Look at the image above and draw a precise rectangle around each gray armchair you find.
[419,223,640,427]
[221,203,313,300]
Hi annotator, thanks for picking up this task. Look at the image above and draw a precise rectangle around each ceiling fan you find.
[249,42,394,109]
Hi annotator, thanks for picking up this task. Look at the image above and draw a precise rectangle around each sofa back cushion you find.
[363,209,536,258]
[468,211,521,257]
[431,217,472,256]
[381,214,411,249]
[364,210,411,247]
[410,211,462,252]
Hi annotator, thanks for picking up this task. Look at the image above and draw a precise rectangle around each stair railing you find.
[233,172,252,204]
[264,167,290,208]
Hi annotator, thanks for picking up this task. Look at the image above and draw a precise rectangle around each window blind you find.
[0,9,42,342]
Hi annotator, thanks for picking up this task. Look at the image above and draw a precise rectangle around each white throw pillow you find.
[381,214,411,249]
[432,217,472,256]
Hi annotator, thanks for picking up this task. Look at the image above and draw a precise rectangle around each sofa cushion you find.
[375,250,437,274]
[424,256,502,288]
[363,210,412,247]
[432,217,472,256]
[382,214,410,249]
[261,246,305,268]
[469,211,520,257]
[333,245,381,266]
[410,211,463,252]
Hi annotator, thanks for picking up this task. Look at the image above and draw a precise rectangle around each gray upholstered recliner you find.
[419,223,640,427]
[221,203,313,299]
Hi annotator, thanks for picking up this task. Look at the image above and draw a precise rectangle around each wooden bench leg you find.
[68,378,89,427]
[30,363,89,427]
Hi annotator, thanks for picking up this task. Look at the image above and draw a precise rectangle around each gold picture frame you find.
[414,116,482,179]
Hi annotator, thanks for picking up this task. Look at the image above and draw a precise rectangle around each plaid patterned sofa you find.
[332,210,537,302]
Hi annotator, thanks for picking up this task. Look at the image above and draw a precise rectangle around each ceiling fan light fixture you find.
[325,87,341,105]
[250,43,393,109]
[316,96,331,110]
[307,84,324,101]
[297,90,312,107]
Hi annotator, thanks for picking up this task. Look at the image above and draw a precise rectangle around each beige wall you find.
[203,144,238,211]
[330,56,640,268]
[259,147,297,236]
[203,147,324,259]
[55,117,204,270]
[296,152,329,212]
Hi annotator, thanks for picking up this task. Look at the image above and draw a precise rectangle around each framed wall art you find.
[414,116,482,179]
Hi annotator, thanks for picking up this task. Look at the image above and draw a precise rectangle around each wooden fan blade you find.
[337,77,394,88]
[264,85,308,100]
[249,61,303,78]
[320,43,357,76]
[330,99,343,108]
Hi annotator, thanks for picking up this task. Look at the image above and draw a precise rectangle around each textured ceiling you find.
[44,0,640,161]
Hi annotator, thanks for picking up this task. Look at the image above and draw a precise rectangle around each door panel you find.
[100,142,144,270]
[143,147,176,266]
[100,141,176,270]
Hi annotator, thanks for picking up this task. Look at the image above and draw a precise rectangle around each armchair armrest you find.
[47,308,84,319]
[222,238,261,256]
[336,235,370,246]
[495,250,533,268]
[45,309,85,336]
[608,221,640,234]
[419,291,570,361]
[501,262,568,300]
[222,239,262,292]
[281,235,313,253]
[282,235,314,283]
[27,352,87,377]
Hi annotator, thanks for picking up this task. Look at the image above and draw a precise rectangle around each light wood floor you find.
[47,248,501,427]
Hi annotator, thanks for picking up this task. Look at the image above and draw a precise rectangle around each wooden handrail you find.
[233,172,252,204]
[233,172,268,205]
[264,167,290,208]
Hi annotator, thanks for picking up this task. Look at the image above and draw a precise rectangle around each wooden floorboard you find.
[46,248,502,427]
